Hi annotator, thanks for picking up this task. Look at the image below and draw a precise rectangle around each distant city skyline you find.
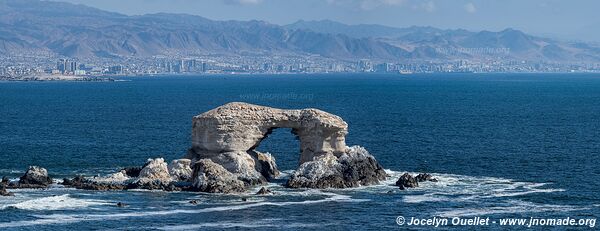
[57,0,600,42]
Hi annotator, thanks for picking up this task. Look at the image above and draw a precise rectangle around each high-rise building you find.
[56,59,78,74]
[202,62,208,73]
[375,63,390,73]
[57,59,67,73]
[183,59,197,72]
[69,61,78,73]
[173,63,182,73]
[358,59,373,72]
[262,63,271,72]
[109,65,123,74]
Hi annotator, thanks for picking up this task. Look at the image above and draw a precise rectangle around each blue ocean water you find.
[0,73,599,230]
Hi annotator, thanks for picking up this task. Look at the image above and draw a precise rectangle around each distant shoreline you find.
[0,75,117,82]
[2,71,599,82]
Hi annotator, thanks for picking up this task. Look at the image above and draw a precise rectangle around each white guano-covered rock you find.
[286,146,387,188]
[138,158,171,183]
[168,159,193,181]
[90,170,131,184]
[19,166,52,186]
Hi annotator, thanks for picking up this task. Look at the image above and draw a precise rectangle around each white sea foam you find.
[275,170,295,179]
[0,169,23,174]
[0,194,110,211]
[0,191,362,228]
[0,169,576,228]
[375,170,586,217]
[436,200,585,217]
[402,194,448,203]
[383,170,567,204]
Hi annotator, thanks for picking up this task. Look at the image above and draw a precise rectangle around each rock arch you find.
[190,102,348,164]
[188,102,386,193]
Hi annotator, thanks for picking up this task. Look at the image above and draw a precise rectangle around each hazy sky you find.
[58,0,600,41]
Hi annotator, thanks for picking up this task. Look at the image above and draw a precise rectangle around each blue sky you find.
[59,0,600,41]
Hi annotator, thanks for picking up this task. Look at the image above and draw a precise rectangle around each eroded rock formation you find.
[187,102,387,192]
[1,166,54,192]
[63,158,195,191]
[19,166,52,186]
[286,146,386,188]
[168,159,193,181]
[60,102,387,193]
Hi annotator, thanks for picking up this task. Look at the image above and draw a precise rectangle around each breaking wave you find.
[0,190,362,229]
[0,169,588,229]
[0,194,110,211]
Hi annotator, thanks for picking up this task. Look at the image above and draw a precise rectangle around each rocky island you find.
[186,102,387,192]
[4,102,390,194]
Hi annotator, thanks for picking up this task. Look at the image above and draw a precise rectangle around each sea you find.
[0,73,599,230]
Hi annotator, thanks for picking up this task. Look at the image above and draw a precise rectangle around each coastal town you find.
[2,53,600,81]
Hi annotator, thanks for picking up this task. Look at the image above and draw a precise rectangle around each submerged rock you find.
[0,185,14,196]
[395,173,438,190]
[396,173,419,190]
[415,173,438,183]
[286,146,386,188]
[256,187,273,195]
[1,176,10,185]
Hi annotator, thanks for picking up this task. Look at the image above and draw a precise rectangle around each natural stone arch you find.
[188,102,386,193]
[190,102,348,165]
[58,102,386,194]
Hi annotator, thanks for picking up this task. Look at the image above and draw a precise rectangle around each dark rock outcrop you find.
[256,187,273,195]
[121,167,143,178]
[396,173,419,190]
[191,159,246,193]
[62,175,127,191]
[5,166,53,189]
[0,185,14,196]
[396,173,438,190]
[415,173,438,183]
[19,166,52,186]
[1,176,10,185]
[253,151,280,181]
[286,146,386,188]
[126,180,179,191]
[61,158,194,192]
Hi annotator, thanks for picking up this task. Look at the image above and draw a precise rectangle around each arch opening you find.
[252,127,301,173]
